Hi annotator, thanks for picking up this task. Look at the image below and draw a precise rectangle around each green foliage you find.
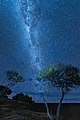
[38,63,80,120]
[38,63,80,93]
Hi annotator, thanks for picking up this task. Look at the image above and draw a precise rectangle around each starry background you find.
[0,0,80,102]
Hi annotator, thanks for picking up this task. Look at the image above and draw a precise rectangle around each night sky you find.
[0,0,80,102]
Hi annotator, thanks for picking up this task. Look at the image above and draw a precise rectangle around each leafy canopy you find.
[38,63,80,93]
[6,70,25,87]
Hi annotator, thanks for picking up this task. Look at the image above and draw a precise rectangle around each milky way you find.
[20,0,42,73]
[0,0,80,102]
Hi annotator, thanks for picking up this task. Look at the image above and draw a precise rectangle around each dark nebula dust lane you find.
[0,0,80,102]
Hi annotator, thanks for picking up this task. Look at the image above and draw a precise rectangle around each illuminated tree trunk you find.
[43,97,55,120]
[56,91,64,120]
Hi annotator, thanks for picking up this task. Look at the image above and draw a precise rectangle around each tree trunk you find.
[43,97,54,120]
[56,92,64,120]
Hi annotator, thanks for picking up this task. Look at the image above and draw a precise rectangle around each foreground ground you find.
[0,100,48,120]
[0,99,80,120]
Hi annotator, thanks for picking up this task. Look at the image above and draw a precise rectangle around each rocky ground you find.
[0,100,48,120]
[0,108,48,120]
[0,100,80,120]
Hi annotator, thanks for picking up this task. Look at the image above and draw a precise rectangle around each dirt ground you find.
[0,100,80,120]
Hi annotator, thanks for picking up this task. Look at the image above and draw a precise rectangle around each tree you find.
[38,63,80,120]
[0,70,25,99]
[12,92,35,104]
[6,70,25,87]
[0,85,12,98]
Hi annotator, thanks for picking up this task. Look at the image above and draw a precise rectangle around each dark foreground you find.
[0,99,80,120]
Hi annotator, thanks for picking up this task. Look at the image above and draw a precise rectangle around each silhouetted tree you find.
[6,70,25,87]
[0,85,12,98]
[12,93,35,104]
[0,70,25,99]
[38,63,80,120]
